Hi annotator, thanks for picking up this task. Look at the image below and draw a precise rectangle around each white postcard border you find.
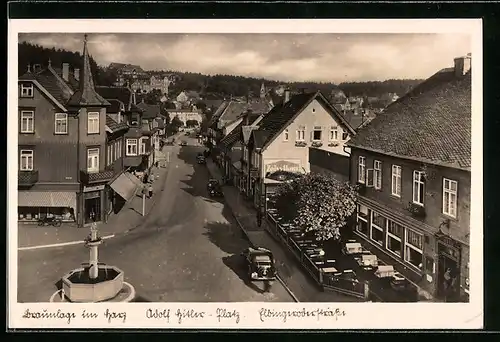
[8,18,484,330]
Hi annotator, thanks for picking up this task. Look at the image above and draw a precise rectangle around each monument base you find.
[49,282,136,303]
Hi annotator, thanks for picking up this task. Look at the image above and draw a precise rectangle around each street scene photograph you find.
[12,27,475,306]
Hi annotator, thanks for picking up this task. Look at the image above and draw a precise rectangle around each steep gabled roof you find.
[347,68,471,170]
[136,102,161,119]
[67,35,110,107]
[254,91,355,150]
[95,86,133,110]
[207,101,230,128]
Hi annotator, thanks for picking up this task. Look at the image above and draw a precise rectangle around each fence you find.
[265,212,369,300]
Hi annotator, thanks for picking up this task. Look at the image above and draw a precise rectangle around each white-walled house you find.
[243,90,356,210]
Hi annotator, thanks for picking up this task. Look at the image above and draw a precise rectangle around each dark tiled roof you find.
[95,86,132,109]
[254,91,355,149]
[220,99,271,127]
[207,101,230,128]
[130,103,144,113]
[137,102,160,119]
[106,115,129,133]
[20,68,73,108]
[52,67,80,91]
[220,124,243,149]
[342,111,366,130]
[347,69,471,170]
[106,99,124,114]
[253,130,272,149]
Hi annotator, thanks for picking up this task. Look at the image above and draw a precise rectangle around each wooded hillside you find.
[19,42,423,98]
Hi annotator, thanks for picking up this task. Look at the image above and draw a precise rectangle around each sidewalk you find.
[18,149,172,249]
[206,160,362,302]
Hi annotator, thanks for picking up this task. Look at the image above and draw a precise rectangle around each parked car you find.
[197,153,206,164]
[241,247,277,281]
[207,178,219,191]
[180,141,187,146]
[207,181,223,197]
[37,215,62,227]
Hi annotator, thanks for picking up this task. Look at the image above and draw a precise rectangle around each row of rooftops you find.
[215,54,472,171]
[19,35,165,136]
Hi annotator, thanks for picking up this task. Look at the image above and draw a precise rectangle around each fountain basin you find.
[62,265,124,302]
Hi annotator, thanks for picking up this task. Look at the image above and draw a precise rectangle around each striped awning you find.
[18,191,77,209]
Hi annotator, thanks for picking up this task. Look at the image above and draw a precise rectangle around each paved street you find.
[18,135,293,303]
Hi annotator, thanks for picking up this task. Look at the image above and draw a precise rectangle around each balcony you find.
[18,170,39,186]
[80,167,115,185]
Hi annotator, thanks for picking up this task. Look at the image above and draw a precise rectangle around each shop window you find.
[405,228,423,269]
[370,211,386,245]
[386,220,403,257]
[356,204,369,236]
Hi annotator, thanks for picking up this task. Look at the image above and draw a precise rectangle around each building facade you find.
[241,90,356,212]
[347,55,472,302]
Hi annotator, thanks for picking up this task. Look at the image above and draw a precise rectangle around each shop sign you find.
[83,184,105,193]
[264,159,302,174]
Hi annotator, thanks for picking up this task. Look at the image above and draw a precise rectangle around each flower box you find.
[295,141,307,147]
[328,142,339,147]
[406,202,426,218]
[311,141,323,147]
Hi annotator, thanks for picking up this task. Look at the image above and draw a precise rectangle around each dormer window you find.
[20,83,34,98]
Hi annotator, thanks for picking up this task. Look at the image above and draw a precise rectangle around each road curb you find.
[206,161,300,303]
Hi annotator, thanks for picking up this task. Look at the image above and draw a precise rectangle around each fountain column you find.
[86,223,102,280]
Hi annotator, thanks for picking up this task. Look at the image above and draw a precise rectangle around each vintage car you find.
[241,247,277,281]
[207,179,219,191]
[180,140,187,146]
[197,153,206,164]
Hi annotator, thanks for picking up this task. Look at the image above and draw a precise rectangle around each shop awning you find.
[109,172,140,202]
[18,191,77,209]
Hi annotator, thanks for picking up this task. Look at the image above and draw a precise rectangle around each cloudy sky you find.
[19,33,471,82]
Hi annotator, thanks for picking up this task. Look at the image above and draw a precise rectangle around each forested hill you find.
[18,42,423,98]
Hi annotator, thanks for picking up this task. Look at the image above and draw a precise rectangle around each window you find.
[296,126,306,141]
[114,141,118,161]
[370,211,386,245]
[20,111,34,133]
[118,140,122,158]
[107,144,112,166]
[140,138,147,154]
[405,228,423,269]
[20,83,34,97]
[443,178,458,217]
[356,204,369,236]
[20,150,33,171]
[386,220,403,257]
[413,171,425,205]
[87,148,100,173]
[87,112,100,134]
[358,156,366,183]
[373,160,382,189]
[283,129,289,141]
[391,165,402,197]
[329,126,339,141]
[342,132,349,140]
[126,139,138,156]
[312,126,322,141]
[54,113,68,134]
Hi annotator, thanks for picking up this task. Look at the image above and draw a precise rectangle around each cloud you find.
[19,33,471,83]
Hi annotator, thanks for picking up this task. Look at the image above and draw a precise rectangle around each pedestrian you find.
[257,210,262,227]
[150,173,155,183]
[148,184,154,198]
[143,172,149,184]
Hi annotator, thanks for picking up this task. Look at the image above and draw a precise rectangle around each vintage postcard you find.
[8,19,483,329]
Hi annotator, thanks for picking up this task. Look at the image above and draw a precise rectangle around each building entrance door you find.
[437,241,460,301]
[85,196,101,224]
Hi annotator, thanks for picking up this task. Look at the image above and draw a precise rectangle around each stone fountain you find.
[50,223,135,303]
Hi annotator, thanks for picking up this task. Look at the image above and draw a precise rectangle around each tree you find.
[145,89,162,104]
[274,173,358,242]
[170,115,183,131]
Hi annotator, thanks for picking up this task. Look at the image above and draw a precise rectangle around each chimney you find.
[62,63,70,81]
[74,68,80,81]
[454,53,471,77]
[284,88,291,103]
